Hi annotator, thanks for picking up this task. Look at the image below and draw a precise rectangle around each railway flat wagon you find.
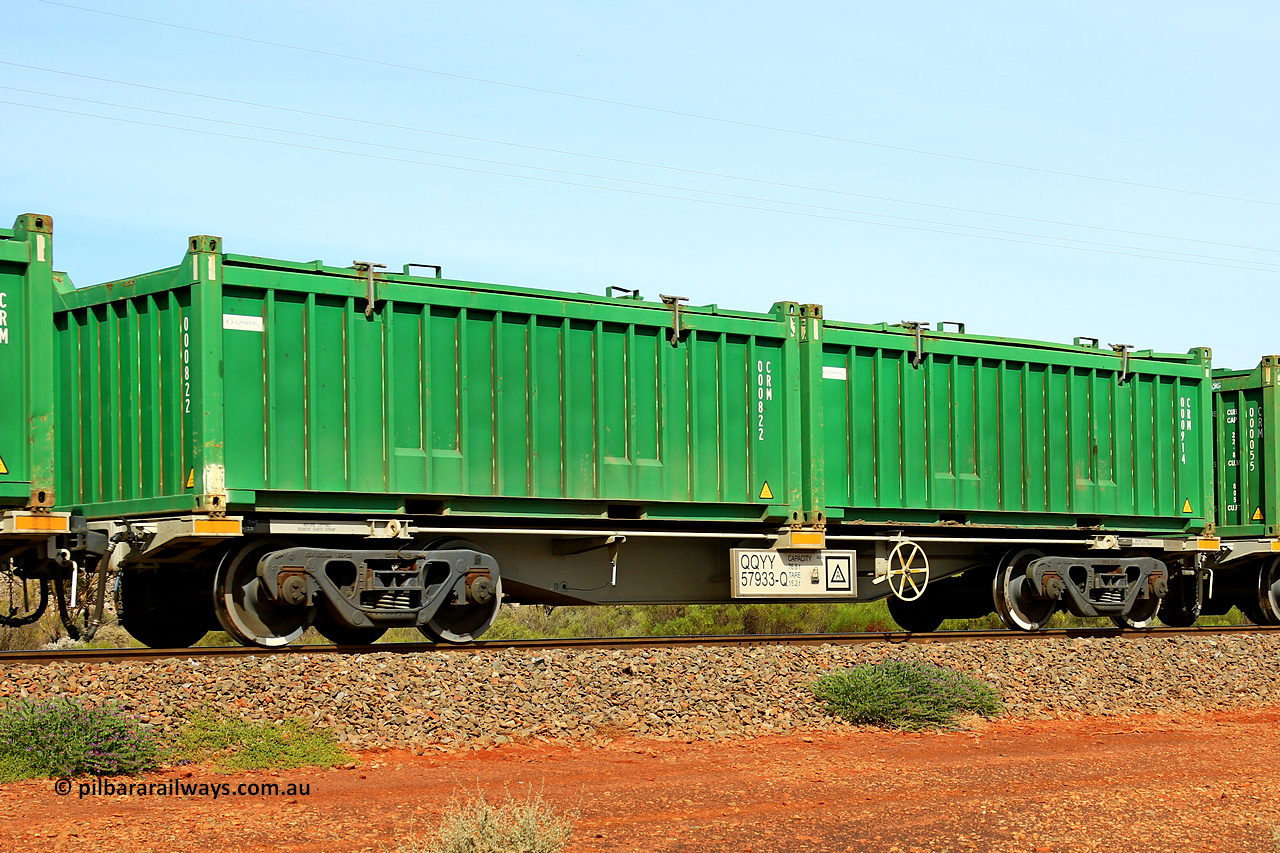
[50,225,814,647]
[0,213,1227,646]
[1205,359,1280,625]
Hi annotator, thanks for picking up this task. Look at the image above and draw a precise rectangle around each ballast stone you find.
[2,634,1277,751]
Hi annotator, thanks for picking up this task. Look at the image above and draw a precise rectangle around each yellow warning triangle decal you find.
[1253,507,1264,521]
[0,454,7,475]
[186,468,195,489]
[759,481,774,501]
[1182,499,1193,514]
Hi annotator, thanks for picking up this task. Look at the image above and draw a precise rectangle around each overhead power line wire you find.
[6,59,1278,258]
[1,97,1275,275]
[36,0,1280,210]
[6,84,1278,271]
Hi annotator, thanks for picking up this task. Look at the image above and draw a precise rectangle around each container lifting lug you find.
[403,263,442,278]
[1110,343,1133,383]
[354,261,387,318]
[659,294,689,347]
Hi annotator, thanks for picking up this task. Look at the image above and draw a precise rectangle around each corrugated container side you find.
[819,322,1214,533]
[217,257,802,520]
[0,214,56,510]
[1212,358,1280,537]
[54,242,805,523]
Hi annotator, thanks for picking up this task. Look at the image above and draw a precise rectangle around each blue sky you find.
[4,1,1278,368]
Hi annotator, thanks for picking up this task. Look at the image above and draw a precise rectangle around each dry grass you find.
[395,788,575,853]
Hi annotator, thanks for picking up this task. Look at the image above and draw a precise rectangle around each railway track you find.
[4,624,1277,666]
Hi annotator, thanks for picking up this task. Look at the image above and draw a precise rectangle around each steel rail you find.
[3,624,1277,667]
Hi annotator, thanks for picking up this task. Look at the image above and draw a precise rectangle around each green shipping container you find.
[0,214,58,511]
[812,316,1214,534]
[54,236,807,523]
[47,226,1217,539]
[1212,358,1280,538]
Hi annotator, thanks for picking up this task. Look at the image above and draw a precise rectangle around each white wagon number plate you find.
[730,549,857,598]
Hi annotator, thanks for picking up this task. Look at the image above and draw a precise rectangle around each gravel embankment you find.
[3,634,1278,749]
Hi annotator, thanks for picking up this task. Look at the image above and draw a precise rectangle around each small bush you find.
[399,789,574,853]
[175,709,347,770]
[811,660,1003,730]
[0,698,159,780]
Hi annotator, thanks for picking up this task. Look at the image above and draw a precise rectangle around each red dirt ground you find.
[2,707,1278,853]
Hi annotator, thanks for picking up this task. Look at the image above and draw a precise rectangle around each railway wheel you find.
[1239,599,1271,626]
[1112,595,1161,630]
[886,594,944,633]
[417,538,502,644]
[313,608,386,646]
[1250,557,1280,625]
[118,567,214,649]
[1112,550,1162,630]
[993,548,1056,632]
[214,539,314,647]
[420,577,503,644]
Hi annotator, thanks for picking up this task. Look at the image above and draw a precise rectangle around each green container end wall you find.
[1212,358,1280,537]
[816,321,1214,534]
[55,263,198,515]
[54,241,805,523]
[0,214,57,510]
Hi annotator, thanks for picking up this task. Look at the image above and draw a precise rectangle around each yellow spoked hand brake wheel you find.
[887,540,929,601]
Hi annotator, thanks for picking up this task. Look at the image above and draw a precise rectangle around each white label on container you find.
[223,314,264,332]
[755,359,773,441]
[822,365,847,380]
[182,315,191,413]
[730,549,857,597]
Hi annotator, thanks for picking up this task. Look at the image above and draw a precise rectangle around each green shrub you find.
[399,789,574,853]
[811,660,1003,730]
[175,708,347,770]
[193,631,239,647]
[0,698,159,780]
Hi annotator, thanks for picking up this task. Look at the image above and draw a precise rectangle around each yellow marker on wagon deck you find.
[758,481,773,500]
[1182,499,1193,514]
[186,468,195,489]
[1253,507,1264,521]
